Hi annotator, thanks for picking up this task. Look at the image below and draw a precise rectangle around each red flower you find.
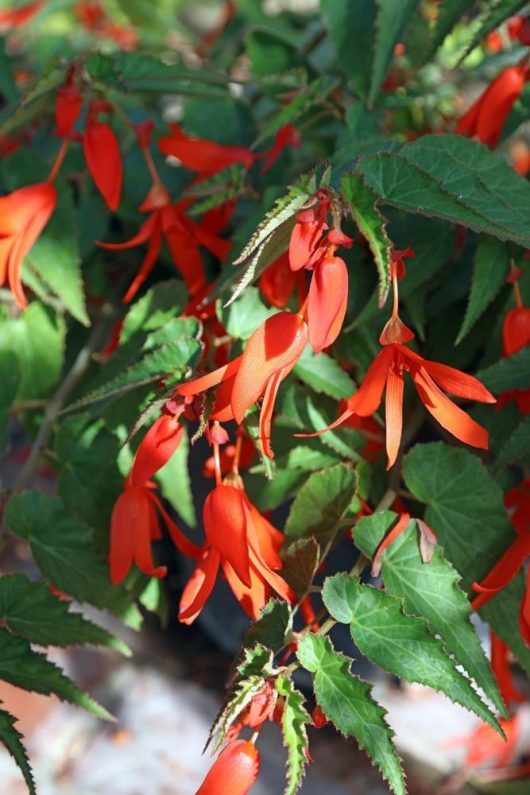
[311,343,494,469]
[258,252,306,308]
[196,740,260,795]
[456,66,527,147]
[159,123,254,174]
[177,312,309,457]
[288,192,330,272]
[0,0,43,29]
[0,182,57,308]
[306,242,349,353]
[129,413,185,487]
[498,306,530,414]
[490,631,525,706]
[83,101,123,211]
[258,123,301,173]
[55,85,83,138]
[178,484,293,623]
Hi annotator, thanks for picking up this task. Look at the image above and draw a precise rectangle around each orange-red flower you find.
[177,311,309,457]
[498,306,530,414]
[178,483,293,624]
[258,251,306,309]
[129,413,185,487]
[196,739,260,795]
[159,123,255,174]
[313,343,495,469]
[0,0,43,29]
[55,84,83,138]
[288,191,330,272]
[456,65,527,147]
[490,631,525,706]
[0,182,57,308]
[75,1,138,49]
[83,101,123,211]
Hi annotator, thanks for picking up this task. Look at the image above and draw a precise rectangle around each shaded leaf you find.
[456,236,509,344]
[369,0,420,107]
[293,348,355,400]
[0,708,36,795]
[245,600,293,652]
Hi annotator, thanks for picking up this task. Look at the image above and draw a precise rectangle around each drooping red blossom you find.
[55,85,83,138]
[288,191,330,272]
[179,483,293,623]
[311,706,329,729]
[0,182,57,308]
[109,480,201,585]
[456,65,527,147]
[83,101,123,211]
[306,243,349,353]
[308,343,494,469]
[490,631,525,706]
[196,740,260,795]
[129,413,185,487]
[159,123,255,174]
[177,312,309,457]
[497,306,530,414]
[0,0,43,29]
[259,251,306,308]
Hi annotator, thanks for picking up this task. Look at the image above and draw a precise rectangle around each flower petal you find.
[472,531,530,610]
[83,121,123,211]
[196,740,260,795]
[307,255,348,353]
[130,415,184,487]
[347,346,395,416]
[203,485,251,587]
[179,547,220,624]
[384,363,404,469]
[148,492,202,560]
[177,355,243,397]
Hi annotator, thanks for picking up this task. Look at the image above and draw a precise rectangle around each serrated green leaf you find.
[342,172,392,305]
[276,677,310,795]
[355,135,530,247]
[494,414,530,470]
[402,443,514,591]
[155,426,196,527]
[254,77,338,145]
[320,0,377,102]
[477,347,530,393]
[456,237,509,344]
[120,279,188,343]
[323,575,502,732]
[0,707,36,795]
[28,184,89,326]
[281,537,320,600]
[0,628,111,719]
[0,574,129,655]
[369,0,420,107]
[218,286,276,340]
[456,0,529,65]
[245,600,293,652]
[293,347,355,400]
[4,492,141,627]
[296,633,405,795]
[354,512,506,716]
[284,464,358,551]
[0,66,66,137]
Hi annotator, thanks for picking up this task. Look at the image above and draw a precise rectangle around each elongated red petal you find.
[231,312,308,424]
[258,366,285,459]
[97,213,157,251]
[109,490,136,585]
[159,124,254,173]
[519,567,530,647]
[203,485,251,587]
[406,350,496,403]
[164,227,206,297]
[211,374,236,422]
[471,531,530,610]
[371,513,411,576]
[243,497,283,570]
[148,493,201,559]
[347,346,395,416]
[83,121,123,211]
[384,364,404,469]
[412,365,489,449]
[476,67,525,147]
[248,544,294,605]
[55,86,83,138]
[196,740,260,795]
[122,223,162,304]
[133,493,167,579]
[222,558,268,618]
[177,355,243,397]
[179,547,220,624]
[307,255,348,353]
[130,415,184,487]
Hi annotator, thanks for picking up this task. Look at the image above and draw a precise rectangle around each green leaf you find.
[284,463,358,551]
[120,279,188,343]
[28,183,89,326]
[276,677,310,795]
[218,286,276,340]
[293,347,355,400]
[402,443,514,590]
[320,0,377,102]
[342,172,392,305]
[245,600,293,652]
[0,349,20,450]
[0,66,66,137]
[296,633,405,795]
[477,347,530,393]
[494,414,530,470]
[456,0,529,65]
[369,0,420,107]
[281,537,320,600]
[0,304,65,400]
[155,426,196,527]
[428,0,475,55]
[246,28,302,76]
[55,416,122,531]
[456,237,509,344]
[0,574,129,655]
[0,707,36,795]
[354,512,506,716]
[355,135,530,247]
[0,628,111,719]
[4,492,140,627]
[323,575,502,732]
[255,77,338,145]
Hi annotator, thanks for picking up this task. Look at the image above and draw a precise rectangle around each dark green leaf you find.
[246,28,302,76]
[369,0,420,107]
[494,414,530,470]
[297,633,405,795]
[281,537,320,600]
[342,172,392,305]
[293,348,355,400]
[0,349,20,450]
[244,600,293,652]
[481,573,530,678]
[155,427,196,527]
[0,708,36,795]
[323,575,501,731]
[354,512,506,715]
[0,628,111,719]
[0,574,129,655]
[477,348,530,392]
[218,286,276,340]
[456,0,529,65]
[120,280,188,343]
[456,237,509,344]
[320,0,377,102]
[355,135,530,247]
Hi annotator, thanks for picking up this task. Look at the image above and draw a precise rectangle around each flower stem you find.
[47,138,69,183]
